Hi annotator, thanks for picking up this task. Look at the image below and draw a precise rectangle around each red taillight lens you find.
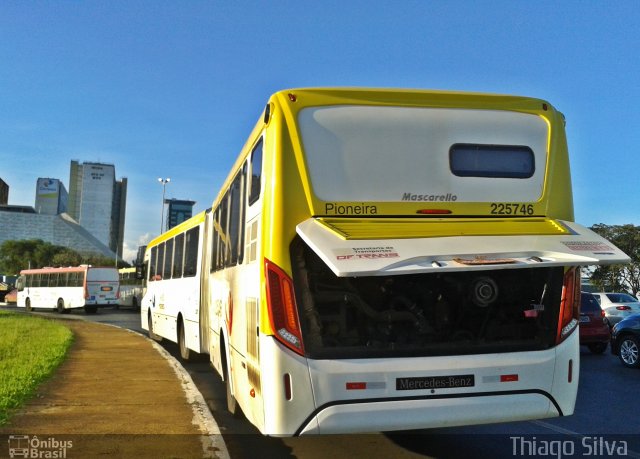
[265,259,304,355]
[616,305,631,311]
[557,267,580,344]
[601,310,605,318]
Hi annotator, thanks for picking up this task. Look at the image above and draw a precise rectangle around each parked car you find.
[4,288,17,304]
[579,292,610,354]
[611,314,640,368]
[591,292,640,327]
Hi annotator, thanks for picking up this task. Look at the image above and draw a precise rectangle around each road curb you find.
[145,336,230,459]
[87,322,231,459]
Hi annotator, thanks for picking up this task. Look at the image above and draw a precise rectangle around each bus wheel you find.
[56,299,65,314]
[25,298,32,312]
[148,312,163,343]
[178,320,191,361]
[84,305,97,314]
[132,297,140,312]
[222,342,241,417]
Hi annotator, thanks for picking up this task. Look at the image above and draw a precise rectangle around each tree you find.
[0,239,126,274]
[589,224,640,296]
[0,240,64,274]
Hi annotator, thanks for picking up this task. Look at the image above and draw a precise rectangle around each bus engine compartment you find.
[291,238,565,359]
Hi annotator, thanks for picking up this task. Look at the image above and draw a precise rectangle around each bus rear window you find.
[87,268,118,282]
[450,144,535,178]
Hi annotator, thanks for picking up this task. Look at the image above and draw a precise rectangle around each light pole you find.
[158,177,170,233]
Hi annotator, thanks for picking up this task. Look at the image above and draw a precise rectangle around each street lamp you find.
[158,177,171,233]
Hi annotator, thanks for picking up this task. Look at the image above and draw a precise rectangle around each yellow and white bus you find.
[142,212,204,359]
[141,88,628,436]
[17,265,119,314]
[118,267,143,311]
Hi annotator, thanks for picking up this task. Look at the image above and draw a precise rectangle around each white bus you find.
[118,267,143,311]
[17,265,119,314]
[140,88,628,436]
[142,211,204,359]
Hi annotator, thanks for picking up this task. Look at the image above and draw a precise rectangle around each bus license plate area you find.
[396,375,475,391]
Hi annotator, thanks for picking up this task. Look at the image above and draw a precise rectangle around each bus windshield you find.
[297,105,548,203]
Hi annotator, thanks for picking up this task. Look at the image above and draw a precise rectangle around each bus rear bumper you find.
[297,392,560,435]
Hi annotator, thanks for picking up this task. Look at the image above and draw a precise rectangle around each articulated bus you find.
[141,88,629,436]
[17,265,119,313]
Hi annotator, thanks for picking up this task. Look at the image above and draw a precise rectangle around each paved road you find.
[6,305,640,458]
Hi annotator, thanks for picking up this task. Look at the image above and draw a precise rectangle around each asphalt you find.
[0,315,229,459]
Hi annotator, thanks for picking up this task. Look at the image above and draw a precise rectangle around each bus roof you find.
[147,209,207,249]
[272,87,554,112]
[19,265,116,275]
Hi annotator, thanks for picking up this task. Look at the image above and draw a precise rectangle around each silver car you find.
[591,292,640,327]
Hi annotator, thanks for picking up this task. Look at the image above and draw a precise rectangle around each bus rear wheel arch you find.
[56,298,69,314]
[148,311,163,342]
[220,336,241,417]
[177,316,192,361]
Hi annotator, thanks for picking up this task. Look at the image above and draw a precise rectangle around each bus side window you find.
[157,243,165,281]
[184,227,199,277]
[228,171,244,266]
[173,233,184,278]
[163,239,173,280]
[211,209,220,272]
[248,139,263,206]
[219,190,230,266]
[149,246,157,281]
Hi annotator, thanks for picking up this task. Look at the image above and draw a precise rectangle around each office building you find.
[165,199,196,231]
[35,178,68,215]
[0,178,8,205]
[68,161,127,258]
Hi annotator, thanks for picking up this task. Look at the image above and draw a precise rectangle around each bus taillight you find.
[265,259,304,356]
[557,267,580,344]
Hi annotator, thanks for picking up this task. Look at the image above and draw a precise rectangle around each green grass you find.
[0,311,73,425]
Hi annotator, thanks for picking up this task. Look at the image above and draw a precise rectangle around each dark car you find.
[579,292,610,354]
[611,314,640,368]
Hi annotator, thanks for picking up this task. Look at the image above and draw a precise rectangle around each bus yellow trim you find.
[314,217,570,240]
[147,210,206,248]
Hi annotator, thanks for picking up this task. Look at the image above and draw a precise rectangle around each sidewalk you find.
[0,318,228,458]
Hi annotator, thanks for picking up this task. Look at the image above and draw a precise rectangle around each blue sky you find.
[1,1,638,262]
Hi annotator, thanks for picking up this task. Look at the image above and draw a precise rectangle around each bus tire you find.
[56,298,65,314]
[132,297,140,312]
[148,312,163,343]
[178,319,192,361]
[222,339,241,417]
[25,298,32,312]
[85,305,97,314]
